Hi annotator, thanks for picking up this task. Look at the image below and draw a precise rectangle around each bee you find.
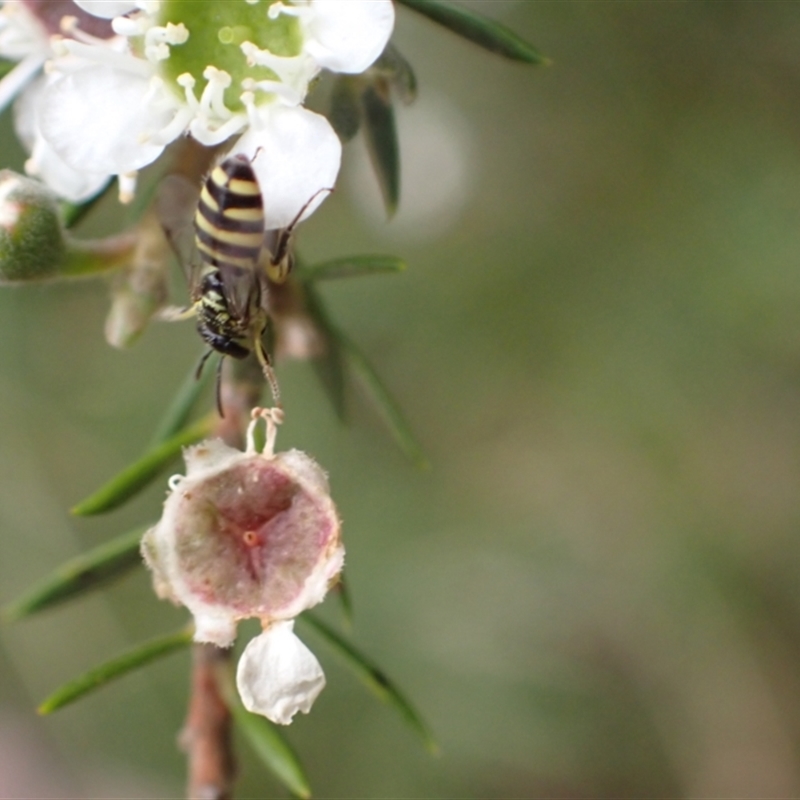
[157,151,330,412]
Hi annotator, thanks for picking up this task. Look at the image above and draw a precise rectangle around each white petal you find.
[192,611,238,648]
[236,622,325,725]
[38,68,176,175]
[14,76,109,201]
[12,72,44,153]
[233,105,341,230]
[305,0,394,74]
[26,135,110,201]
[72,0,138,19]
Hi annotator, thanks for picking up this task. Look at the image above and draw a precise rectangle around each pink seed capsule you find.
[142,409,344,648]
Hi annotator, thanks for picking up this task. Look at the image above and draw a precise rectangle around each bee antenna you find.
[272,187,336,267]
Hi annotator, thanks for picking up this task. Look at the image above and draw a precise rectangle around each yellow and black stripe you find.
[194,154,264,271]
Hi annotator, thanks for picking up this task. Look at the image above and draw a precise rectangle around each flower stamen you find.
[54,38,152,77]
[144,21,189,62]
[246,406,284,456]
[267,2,304,21]
[176,71,199,111]
[201,65,233,120]
[241,75,301,106]
[118,172,138,203]
[0,52,44,114]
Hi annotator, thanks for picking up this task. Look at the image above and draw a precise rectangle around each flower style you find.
[31,0,394,222]
[142,408,344,724]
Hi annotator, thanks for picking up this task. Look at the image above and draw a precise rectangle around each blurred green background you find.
[5,1,800,796]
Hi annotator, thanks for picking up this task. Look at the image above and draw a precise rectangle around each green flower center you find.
[158,0,303,112]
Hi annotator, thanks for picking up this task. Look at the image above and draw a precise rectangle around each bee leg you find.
[254,337,281,408]
[214,355,225,418]
[158,304,198,322]
[195,348,214,380]
[195,350,227,417]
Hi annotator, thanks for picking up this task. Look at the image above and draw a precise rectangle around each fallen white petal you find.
[233,105,341,230]
[236,621,325,725]
[73,0,138,19]
[39,67,176,175]
[306,0,394,74]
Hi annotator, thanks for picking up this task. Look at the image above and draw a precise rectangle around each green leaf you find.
[329,75,362,142]
[300,613,438,754]
[396,0,548,64]
[361,77,400,217]
[3,526,146,622]
[373,43,418,105]
[304,284,347,423]
[301,255,406,282]
[71,414,214,516]
[335,574,354,626]
[60,179,113,229]
[38,627,193,714]
[232,704,312,799]
[0,58,16,80]
[339,331,429,469]
[148,357,213,447]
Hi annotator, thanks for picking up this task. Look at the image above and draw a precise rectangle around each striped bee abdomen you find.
[195,154,265,270]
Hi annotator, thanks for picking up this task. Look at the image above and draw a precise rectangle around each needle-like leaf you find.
[301,255,406,282]
[232,704,312,799]
[60,179,113,229]
[338,331,429,469]
[71,414,214,516]
[335,574,354,627]
[3,526,146,621]
[361,77,400,217]
[373,43,418,105]
[304,283,347,423]
[329,75,362,143]
[397,0,549,64]
[148,356,213,447]
[38,627,193,714]
[300,613,438,754]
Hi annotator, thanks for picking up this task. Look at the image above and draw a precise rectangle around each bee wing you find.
[156,174,203,295]
[216,261,263,322]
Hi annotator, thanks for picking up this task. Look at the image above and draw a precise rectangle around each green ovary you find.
[159,0,303,112]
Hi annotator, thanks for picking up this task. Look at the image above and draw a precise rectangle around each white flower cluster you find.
[0,0,394,227]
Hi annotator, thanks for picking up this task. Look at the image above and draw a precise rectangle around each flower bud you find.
[0,170,65,282]
[142,408,344,723]
[0,170,138,284]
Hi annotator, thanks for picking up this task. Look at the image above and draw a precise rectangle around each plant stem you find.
[182,355,264,800]
[182,644,236,800]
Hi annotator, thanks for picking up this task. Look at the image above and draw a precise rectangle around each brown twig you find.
[181,356,264,800]
[182,644,236,800]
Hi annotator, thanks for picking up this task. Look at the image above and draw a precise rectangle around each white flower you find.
[142,408,344,724]
[0,1,115,201]
[35,0,394,221]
